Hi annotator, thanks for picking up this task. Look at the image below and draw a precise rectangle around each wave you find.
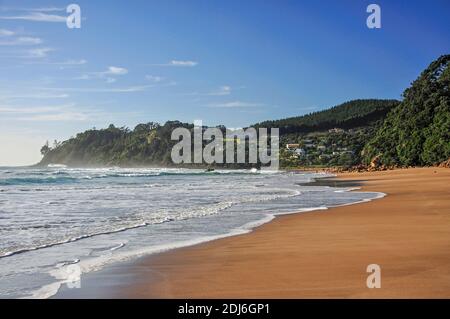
[0,168,279,186]
[109,243,125,251]
[0,222,149,259]
[0,187,300,259]
[1,168,376,299]
[0,201,234,259]
[0,176,79,186]
[55,259,80,268]
[47,164,67,168]
[25,205,334,299]
[17,189,385,299]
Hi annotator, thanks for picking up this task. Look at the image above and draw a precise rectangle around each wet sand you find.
[121,167,450,298]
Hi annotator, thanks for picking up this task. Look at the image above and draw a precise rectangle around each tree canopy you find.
[39,55,450,169]
[363,55,450,166]
[254,99,399,134]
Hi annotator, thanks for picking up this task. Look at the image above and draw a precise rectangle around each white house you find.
[286,143,300,150]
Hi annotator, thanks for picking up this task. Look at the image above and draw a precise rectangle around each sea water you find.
[0,167,383,298]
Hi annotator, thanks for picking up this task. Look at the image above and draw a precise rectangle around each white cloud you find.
[22,59,87,69]
[61,59,87,65]
[93,85,154,93]
[11,105,136,122]
[0,103,91,122]
[0,36,42,45]
[152,60,198,67]
[145,75,163,82]
[26,47,54,58]
[171,60,197,67]
[187,85,232,96]
[170,60,197,67]
[19,111,89,122]
[0,28,15,36]
[1,12,66,22]
[207,101,263,108]
[41,85,154,93]
[104,66,128,75]
[208,85,231,96]
[0,105,64,114]
[28,7,65,12]
[78,66,128,82]
[0,103,77,122]
[0,6,64,12]
[74,74,91,80]
[41,59,87,65]
[16,36,41,44]
[1,93,69,100]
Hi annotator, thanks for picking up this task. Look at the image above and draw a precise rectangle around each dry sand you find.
[122,167,450,298]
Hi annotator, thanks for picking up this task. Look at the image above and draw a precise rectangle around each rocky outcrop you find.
[438,158,450,168]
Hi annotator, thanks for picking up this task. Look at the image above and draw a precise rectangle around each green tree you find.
[363,55,450,166]
[40,141,50,156]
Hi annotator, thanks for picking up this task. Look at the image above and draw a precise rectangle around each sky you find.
[0,0,449,166]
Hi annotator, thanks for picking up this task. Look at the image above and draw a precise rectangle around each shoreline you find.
[116,167,450,298]
[52,170,379,299]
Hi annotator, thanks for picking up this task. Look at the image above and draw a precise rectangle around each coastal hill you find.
[39,121,192,167]
[254,99,398,134]
[363,54,450,167]
[255,99,399,167]
[38,99,396,168]
[39,55,449,169]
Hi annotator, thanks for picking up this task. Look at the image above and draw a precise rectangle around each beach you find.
[120,167,450,298]
[4,167,374,298]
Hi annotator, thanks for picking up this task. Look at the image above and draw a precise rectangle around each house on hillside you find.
[328,128,344,133]
[285,143,300,150]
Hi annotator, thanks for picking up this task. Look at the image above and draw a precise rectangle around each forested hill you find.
[254,99,399,134]
[363,54,450,167]
[39,121,193,167]
[38,55,449,169]
[38,99,397,168]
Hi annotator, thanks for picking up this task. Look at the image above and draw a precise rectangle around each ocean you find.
[0,166,383,298]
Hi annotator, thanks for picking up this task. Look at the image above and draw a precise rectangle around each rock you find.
[438,158,450,168]
[370,155,382,169]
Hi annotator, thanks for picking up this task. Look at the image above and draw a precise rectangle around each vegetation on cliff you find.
[363,55,450,166]
[39,55,450,169]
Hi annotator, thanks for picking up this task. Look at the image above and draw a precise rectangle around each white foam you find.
[30,190,383,299]
[6,168,385,299]
[47,164,67,168]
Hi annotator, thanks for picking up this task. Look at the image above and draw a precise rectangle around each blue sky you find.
[0,0,449,165]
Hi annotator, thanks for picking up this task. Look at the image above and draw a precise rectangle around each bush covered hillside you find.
[255,99,399,134]
[363,55,450,166]
[262,99,399,168]
[39,99,397,168]
[39,55,449,169]
[39,121,192,167]
[39,121,271,168]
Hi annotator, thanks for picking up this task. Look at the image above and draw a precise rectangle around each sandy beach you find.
[117,167,450,298]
